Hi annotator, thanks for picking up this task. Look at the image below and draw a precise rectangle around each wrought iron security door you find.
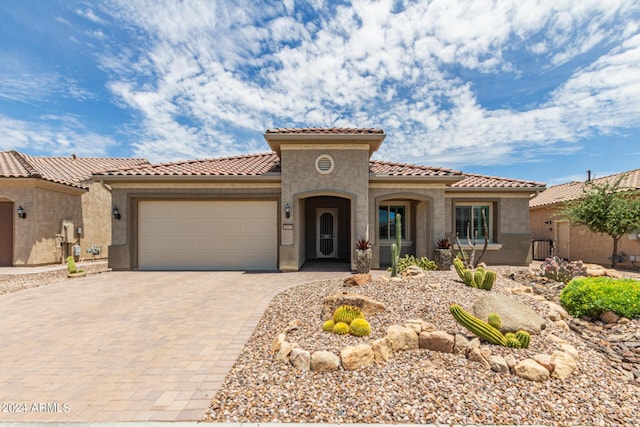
[316,208,338,258]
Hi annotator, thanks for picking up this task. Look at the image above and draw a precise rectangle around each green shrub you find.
[560,277,640,319]
[67,256,77,274]
[387,254,437,273]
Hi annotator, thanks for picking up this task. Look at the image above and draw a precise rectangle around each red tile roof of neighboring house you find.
[453,173,545,189]
[100,153,281,176]
[530,168,640,208]
[266,127,384,134]
[0,151,148,188]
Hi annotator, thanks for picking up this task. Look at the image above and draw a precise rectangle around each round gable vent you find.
[315,154,335,174]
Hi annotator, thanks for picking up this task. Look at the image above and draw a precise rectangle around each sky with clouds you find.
[1,0,639,185]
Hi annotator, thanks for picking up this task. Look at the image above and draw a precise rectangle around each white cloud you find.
[75,8,106,25]
[0,114,116,157]
[90,0,640,166]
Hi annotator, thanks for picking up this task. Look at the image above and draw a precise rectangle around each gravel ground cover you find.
[207,268,640,426]
[0,262,109,295]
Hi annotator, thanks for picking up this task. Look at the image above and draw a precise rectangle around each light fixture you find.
[112,206,121,220]
[285,202,291,219]
[544,220,552,225]
[16,205,26,219]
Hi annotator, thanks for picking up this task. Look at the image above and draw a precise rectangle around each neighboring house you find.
[530,169,640,267]
[0,151,148,266]
[97,128,544,271]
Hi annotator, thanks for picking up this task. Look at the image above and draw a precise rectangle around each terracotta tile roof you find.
[99,152,281,177]
[0,150,148,188]
[530,169,640,208]
[452,173,545,189]
[266,127,384,134]
[369,160,462,177]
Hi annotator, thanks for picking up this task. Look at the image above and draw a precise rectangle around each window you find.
[455,203,491,242]
[379,205,406,240]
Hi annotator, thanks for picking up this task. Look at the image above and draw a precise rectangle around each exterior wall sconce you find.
[285,202,291,219]
[544,220,552,225]
[16,205,27,219]
[112,206,121,220]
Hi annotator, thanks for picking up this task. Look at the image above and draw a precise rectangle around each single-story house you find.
[530,169,640,266]
[0,150,148,266]
[97,128,545,271]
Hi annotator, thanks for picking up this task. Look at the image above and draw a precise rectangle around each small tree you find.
[562,176,640,267]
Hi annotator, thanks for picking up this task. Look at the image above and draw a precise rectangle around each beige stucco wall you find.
[107,182,281,270]
[79,182,114,261]
[279,147,370,271]
[445,193,533,265]
[0,179,84,265]
[531,205,640,267]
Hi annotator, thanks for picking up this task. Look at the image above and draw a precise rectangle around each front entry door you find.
[316,208,338,259]
[0,202,13,266]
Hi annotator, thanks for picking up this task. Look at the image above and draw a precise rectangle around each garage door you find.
[138,200,277,270]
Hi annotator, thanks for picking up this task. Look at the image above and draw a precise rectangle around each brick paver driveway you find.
[0,269,349,422]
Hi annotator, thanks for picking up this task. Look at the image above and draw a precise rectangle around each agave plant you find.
[355,237,371,250]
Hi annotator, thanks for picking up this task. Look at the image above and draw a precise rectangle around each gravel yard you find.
[207,268,640,426]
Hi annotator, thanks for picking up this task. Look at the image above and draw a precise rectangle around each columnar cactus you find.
[390,214,402,277]
[450,304,507,346]
[450,304,531,349]
[452,258,496,290]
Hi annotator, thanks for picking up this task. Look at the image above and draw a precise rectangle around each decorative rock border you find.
[270,317,580,382]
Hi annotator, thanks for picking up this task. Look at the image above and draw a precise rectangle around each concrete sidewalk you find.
[0,267,355,422]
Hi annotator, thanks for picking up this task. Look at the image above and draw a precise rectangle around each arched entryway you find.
[300,195,351,266]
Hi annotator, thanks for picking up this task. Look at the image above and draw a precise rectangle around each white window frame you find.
[378,201,410,242]
[455,202,493,244]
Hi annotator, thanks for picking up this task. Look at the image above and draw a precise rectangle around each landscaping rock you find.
[310,350,341,372]
[559,343,580,362]
[514,358,550,381]
[504,354,517,371]
[466,337,481,354]
[404,318,436,334]
[419,330,454,353]
[343,274,371,287]
[276,341,296,364]
[468,347,491,370]
[489,355,510,374]
[454,334,470,355]
[472,293,546,334]
[533,354,555,373]
[601,311,621,324]
[341,344,374,370]
[290,348,310,370]
[551,350,578,379]
[372,337,393,362]
[546,302,569,320]
[387,325,418,351]
[401,265,425,278]
[270,333,286,354]
[321,292,386,320]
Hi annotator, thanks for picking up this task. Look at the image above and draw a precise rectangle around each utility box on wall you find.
[61,220,75,243]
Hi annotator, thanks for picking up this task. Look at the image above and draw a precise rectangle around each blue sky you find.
[1,0,639,185]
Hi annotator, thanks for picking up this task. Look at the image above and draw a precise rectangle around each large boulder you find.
[321,292,386,320]
[472,293,546,334]
[341,344,375,370]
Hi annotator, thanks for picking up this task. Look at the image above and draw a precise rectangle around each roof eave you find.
[369,174,464,184]
[264,133,386,157]
[96,173,282,183]
[447,186,547,193]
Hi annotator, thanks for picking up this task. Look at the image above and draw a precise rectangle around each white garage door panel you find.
[138,200,277,270]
